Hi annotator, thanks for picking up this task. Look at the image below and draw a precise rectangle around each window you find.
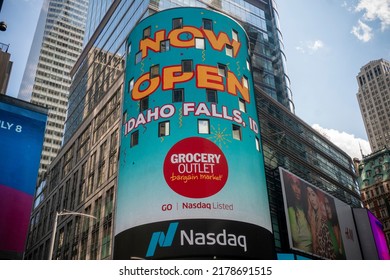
[243,76,248,88]
[198,119,210,134]
[195,38,205,49]
[143,26,151,39]
[160,40,170,52]
[206,89,217,103]
[232,30,239,41]
[246,60,250,70]
[218,64,227,77]
[140,97,149,112]
[172,18,183,29]
[182,60,193,72]
[135,51,142,64]
[239,98,246,112]
[128,79,134,93]
[255,137,260,151]
[203,19,213,30]
[226,44,233,57]
[158,121,170,137]
[232,124,242,140]
[122,110,127,125]
[173,88,184,102]
[131,130,139,147]
[127,43,131,55]
[150,65,159,78]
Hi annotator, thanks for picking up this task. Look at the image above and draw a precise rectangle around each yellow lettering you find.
[202,29,241,57]
[132,73,160,100]
[139,30,166,59]
[227,71,250,102]
[196,65,225,91]
[169,26,204,48]
[162,65,194,90]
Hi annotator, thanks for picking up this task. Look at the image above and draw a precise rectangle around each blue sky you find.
[1,0,389,158]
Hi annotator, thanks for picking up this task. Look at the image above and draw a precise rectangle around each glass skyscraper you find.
[25,0,361,260]
[18,0,90,175]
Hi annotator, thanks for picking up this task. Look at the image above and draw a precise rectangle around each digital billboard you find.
[353,208,390,260]
[114,8,274,259]
[279,167,362,260]
[0,95,47,259]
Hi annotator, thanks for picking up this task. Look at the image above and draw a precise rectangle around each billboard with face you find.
[0,95,47,258]
[280,167,362,259]
[114,7,274,259]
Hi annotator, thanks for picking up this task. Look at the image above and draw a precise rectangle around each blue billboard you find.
[0,95,47,258]
[114,7,274,259]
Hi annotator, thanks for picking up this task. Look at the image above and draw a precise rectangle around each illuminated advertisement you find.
[0,95,47,258]
[353,208,390,260]
[114,8,274,259]
[280,167,362,259]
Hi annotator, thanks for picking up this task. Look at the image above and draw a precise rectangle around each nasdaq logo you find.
[146,222,179,257]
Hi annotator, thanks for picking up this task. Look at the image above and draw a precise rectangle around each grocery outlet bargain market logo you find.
[163,137,228,198]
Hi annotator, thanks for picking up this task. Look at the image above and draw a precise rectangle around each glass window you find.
[232,124,242,140]
[239,98,246,112]
[140,97,149,112]
[182,60,193,72]
[198,119,210,134]
[172,18,183,29]
[131,130,139,147]
[127,43,131,55]
[128,79,134,93]
[203,19,213,30]
[143,26,151,39]
[255,137,260,151]
[135,51,142,64]
[232,29,239,41]
[158,121,170,137]
[195,38,205,49]
[218,63,227,77]
[206,89,217,103]
[226,44,233,57]
[173,88,184,102]
[150,65,159,78]
[243,76,248,88]
[160,40,170,52]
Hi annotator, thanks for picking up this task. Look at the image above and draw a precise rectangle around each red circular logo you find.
[163,137,228,198]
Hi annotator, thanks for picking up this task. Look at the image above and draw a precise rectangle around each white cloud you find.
[312,124,371,159]
[351,20,374,42]
[355,0,390,31]
[296,40,325,54]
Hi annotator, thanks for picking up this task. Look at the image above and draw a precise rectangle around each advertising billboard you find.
[353,208,390,260]
[0,95,47,259]
[114,8,274,259]
[279,167,362,259]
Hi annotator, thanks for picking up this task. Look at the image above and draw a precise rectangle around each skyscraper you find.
[18,0,90,176]
[356,59,390,152]
[25,0,363,260]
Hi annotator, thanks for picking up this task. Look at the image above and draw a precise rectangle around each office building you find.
[25,0,364,260]
[356,59,390,152]
[357,147,390,251]
[0,43,12,95]
[18,0,90,176]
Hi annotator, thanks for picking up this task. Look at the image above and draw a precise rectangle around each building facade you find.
[356,59,390,153]
[357,148,390,251]
[18,0,90,176]
[0,43,12,95]
[25,0,362,260]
